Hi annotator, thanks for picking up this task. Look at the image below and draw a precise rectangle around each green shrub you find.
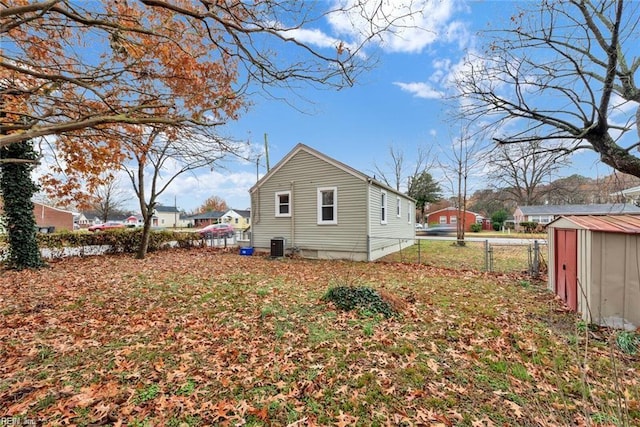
[519,221,539,233]
[470,223,482,233]
[616,331,639,355]
[492,222,501,231]
[35,228,200,256]
[322,286,397,318]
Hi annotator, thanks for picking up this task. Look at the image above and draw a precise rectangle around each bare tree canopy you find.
[1,0,412,150]
[455,0,640,178]
[487,140,569,206]
[373,144,434,192]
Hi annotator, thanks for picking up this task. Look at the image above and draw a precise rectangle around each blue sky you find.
[70,0,619,213]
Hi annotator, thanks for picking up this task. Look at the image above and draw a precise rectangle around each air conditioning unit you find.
[270,238,285,257]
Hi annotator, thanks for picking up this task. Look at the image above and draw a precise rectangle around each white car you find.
[415,223,424,230]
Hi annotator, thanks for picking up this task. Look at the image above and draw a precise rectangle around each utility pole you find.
[264,133,270,172]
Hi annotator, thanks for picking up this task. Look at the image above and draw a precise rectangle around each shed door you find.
[555,229,578,311]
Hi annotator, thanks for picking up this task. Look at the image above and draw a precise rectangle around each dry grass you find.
[0,248,637,426]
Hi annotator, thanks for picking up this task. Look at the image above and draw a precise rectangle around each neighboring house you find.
[249,143,415,261]
[153,205,185,228]
[1,200,74,232]
[32,202,75,232]
[125,214,144,226]
[425,207,484,231]
[190,210,225,227]
[77,211,129,228]
[513,203,640,231]
[616,185,640,204]
[74,212,98,228]
[222,209,251,230]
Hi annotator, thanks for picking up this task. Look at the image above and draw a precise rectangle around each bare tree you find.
[373,144,435,191]
[92,175,132,223]
[121,124,237,259]
[439,127,487,246]
[455,0,640,178]
[487,140,569,206]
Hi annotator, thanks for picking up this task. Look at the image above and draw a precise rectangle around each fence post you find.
[484,239,489,271]
[533,240,539,278]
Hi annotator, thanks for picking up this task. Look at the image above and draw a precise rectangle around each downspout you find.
[366,178,372,261]
[290,181,295,250]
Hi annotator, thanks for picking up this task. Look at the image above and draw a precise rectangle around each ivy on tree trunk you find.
[0,142,44,270]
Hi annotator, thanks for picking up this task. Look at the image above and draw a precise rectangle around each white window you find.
[275,191,291,217]
[396,196,401,217]
[439,216,447,224]
[450,216,457,224]
[317,187,337,225]
[381,190,387,224]
[407,201,411,223]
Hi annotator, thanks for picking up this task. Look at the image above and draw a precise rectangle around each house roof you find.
[228,209,251,218]
[518,203,640,216]
[250,143,414,201]
[548,214,640,234]
[619,185,640,198]
[154,205,180,213]
[189,210,225,220]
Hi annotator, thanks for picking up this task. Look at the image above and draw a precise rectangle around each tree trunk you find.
[455,167,465,247]
[0,142,44,270]
[136,215,153,259]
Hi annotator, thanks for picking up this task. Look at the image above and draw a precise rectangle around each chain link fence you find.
[375,237,548,276]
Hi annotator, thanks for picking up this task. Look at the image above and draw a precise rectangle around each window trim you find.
[407,201,411,224]
[381,190,387,224]
[317,186,338,225]
[396,196,402,218]
[275,191,291,217]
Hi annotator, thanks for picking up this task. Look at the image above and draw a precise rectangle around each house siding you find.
[368,184,415,260]
[252,150,368,259]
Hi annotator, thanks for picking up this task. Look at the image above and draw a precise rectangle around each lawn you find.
[383,240,547,274]
[1,248,638,426]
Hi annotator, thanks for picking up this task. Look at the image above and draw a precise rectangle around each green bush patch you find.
[322,286,397,318]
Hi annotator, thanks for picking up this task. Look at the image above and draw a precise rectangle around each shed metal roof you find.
[550,215,640,234]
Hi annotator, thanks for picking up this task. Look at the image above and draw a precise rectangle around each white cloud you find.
[278,27,358,53]
[327,0,469,54]
[393,81,444,99]
[159,169,257,212]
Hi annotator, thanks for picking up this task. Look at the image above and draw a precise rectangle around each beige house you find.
[249,144,415,261]
[547,214,640,329]
[222,209,251,230]
[153,205,191,228]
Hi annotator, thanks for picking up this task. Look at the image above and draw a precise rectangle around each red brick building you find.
[32,202,75,231]
[1,201,74,232]
[425,207,485,231]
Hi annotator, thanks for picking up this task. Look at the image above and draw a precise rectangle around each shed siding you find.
[252,150,368,258]
[590,233,640,328]
[549,216,640,329]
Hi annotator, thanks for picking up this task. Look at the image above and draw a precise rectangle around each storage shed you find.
[547,214,640,330]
